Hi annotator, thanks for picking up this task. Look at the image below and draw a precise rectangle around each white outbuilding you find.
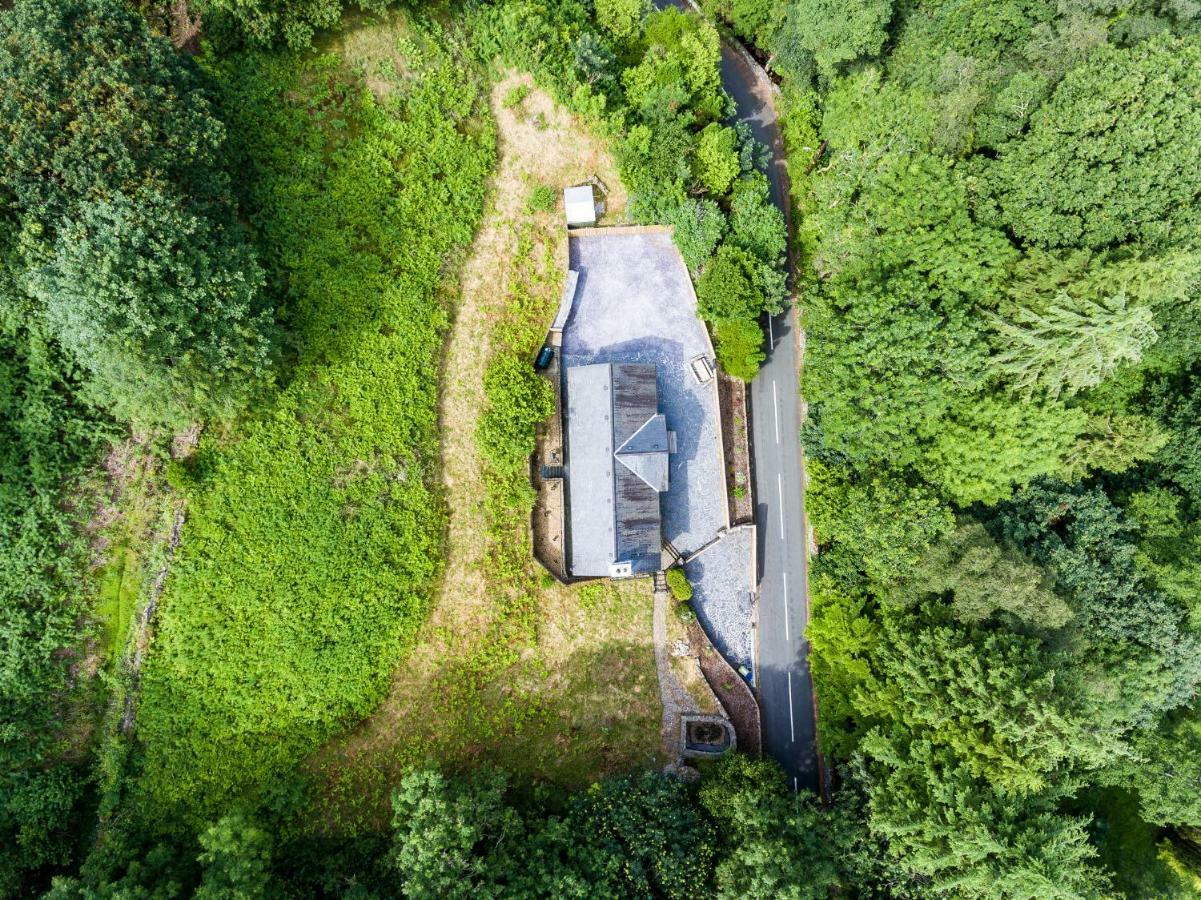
[564,185,597,227]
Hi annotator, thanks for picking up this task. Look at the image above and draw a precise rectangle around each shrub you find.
[675,600,698,625]
[502,83,531,108]
[527,183,557,213]
[666,567,693,601]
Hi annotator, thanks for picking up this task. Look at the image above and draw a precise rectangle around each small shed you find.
[564,185,596,227]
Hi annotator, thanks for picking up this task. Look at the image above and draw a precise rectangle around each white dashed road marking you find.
[777,474,785,539]
[772,380,780,444]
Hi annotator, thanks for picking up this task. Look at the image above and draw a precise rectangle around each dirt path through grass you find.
[313,74,659,828]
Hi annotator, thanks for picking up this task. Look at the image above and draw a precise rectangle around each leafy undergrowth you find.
[312,74,660,831]
[1085,789,1195,899]
[129,21,495,824]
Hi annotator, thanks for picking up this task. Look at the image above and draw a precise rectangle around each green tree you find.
[195,813,275,900]
[988,292,1157,399]
[698,755,843,899]
[859,617,1112,795]
[0,0,277,428]
[977,36,1201,252]
[24,188,271,428]
[772,0,894,81]
[904,521,1071,629]
[806,459,954,590]
[596,0,650,45]
[552,772,715,898]
[917,395,1085,505]
[861,740,1111,898]
[693,123,741,195]
[696,244,772,379]
[391,768,522,899]
[1120,711,1201,827]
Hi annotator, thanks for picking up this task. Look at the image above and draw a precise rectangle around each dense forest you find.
[709,0,1201,894]
[2,0,1200,895]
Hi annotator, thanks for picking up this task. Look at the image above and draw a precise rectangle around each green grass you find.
[129,27,495,823]
[94,545,139,662]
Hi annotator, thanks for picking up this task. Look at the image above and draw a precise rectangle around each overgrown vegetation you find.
[127,30,494,825]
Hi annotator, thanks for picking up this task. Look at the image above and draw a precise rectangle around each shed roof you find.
[564,185,596,226]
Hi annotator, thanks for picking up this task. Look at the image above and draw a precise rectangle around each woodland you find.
[1,0,1200,896]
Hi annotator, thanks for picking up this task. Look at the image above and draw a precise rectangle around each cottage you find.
[565,363,675,578]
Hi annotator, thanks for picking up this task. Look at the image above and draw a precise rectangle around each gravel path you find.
[685,527,755,675]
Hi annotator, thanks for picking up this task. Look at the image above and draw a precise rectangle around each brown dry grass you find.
[311,73,657,828]
[666,601,722,716]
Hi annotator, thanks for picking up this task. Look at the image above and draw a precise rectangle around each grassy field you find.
[312,72,660,829]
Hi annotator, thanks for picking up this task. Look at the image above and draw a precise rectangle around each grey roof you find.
[566,363,667,577]
[616,413,669,492]
[564,186,596,226]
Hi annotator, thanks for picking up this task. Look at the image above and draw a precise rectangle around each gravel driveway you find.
[684,526,755,675]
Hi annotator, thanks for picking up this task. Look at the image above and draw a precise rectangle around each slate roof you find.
[566,363,669,577]
[616,414,669,492]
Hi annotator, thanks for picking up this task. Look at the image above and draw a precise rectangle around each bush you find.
[666,567,693,601]
[502,83,531,108]
[527,183,557,213]
[675,600,698,625]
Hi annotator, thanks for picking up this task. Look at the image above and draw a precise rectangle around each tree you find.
[694,123,741,195]
[904,521,1071,629]
[391,768,522,899]
[771,0,894,81]
[917,395,1085,505]
[0,0,277,428]
[806,459,954,590]
[861,740,1111,898]
[596,0,650,45]
[551,772,715,898]
[858,616,1113,795]
[1114,711,1201,827]
[696,245,771,379]
[195,813,275,900]
[698,755,843,899]
[977,36,1201,252]
[23,188,271,428]
[624,9,725,123]
[988,292,1157,398]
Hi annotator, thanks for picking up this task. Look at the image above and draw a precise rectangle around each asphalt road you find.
[654,0,820,794]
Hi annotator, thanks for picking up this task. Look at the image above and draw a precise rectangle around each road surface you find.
[654,0,820,794]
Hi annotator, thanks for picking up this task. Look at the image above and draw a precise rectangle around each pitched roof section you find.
[617,413,669,455]
[566,363,668,577]
[616,414,670,492]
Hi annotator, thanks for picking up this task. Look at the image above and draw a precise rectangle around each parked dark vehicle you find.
[535,346,555,370]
